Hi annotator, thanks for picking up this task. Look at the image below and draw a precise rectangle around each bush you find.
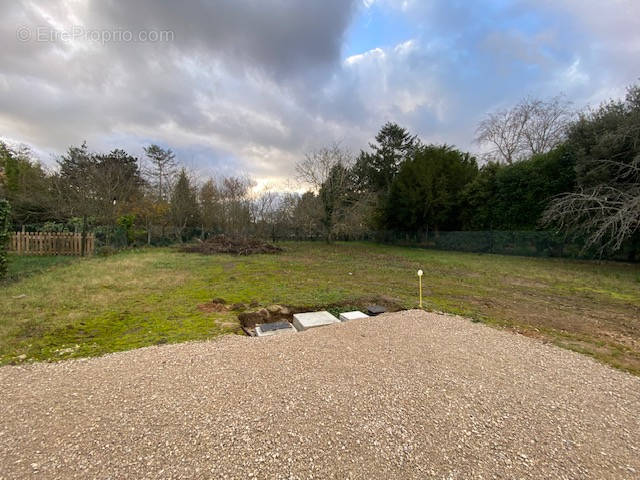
[0,199,11,279]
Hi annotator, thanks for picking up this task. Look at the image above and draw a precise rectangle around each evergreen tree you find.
[170,168,200,241]
[384,145,477,232]
[144,144,177,201]
[353,122,418,194]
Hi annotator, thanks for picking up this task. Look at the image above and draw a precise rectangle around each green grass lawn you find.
[1,243,639,374]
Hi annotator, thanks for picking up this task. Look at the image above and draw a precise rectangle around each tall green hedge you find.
[0,199,10,279]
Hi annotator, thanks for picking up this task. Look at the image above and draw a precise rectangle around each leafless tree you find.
[542,157,640,255]
[476,96,573,164]
[219,176,254,236]
[476,107,527,164]
[520,96,574,155]
[199,178,222,236]
[290,191,322,239]
[296,144,355,242]
[250,186,280,239]
[295,144,353,191]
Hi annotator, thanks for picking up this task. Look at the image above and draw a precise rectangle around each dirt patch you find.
[180,235,283,255]
[238,295,406,332]
[198,295,406,335]
[238,305,291,328]
[197,301,229,313]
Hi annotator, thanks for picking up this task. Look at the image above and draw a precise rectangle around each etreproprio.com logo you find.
[16,25,174,44]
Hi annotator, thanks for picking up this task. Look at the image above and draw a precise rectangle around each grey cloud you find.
[0,0,639,185]
[87,0,358,80]
[0,0,359,181]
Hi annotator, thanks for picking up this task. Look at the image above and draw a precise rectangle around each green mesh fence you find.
[373,230,631,260]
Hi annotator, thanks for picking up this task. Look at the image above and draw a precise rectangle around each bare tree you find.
[520,96,574,155]
[250,186,280,239]
[542,157,640,255]
[219,176,254,236]
[296,144,355,242]
[476,107,527,164]
[476,96,573,164]
[199,178,222,236]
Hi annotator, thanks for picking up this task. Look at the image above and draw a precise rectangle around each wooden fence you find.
[9,232,95,256]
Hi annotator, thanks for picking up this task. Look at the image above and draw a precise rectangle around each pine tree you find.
[144,144,177,201]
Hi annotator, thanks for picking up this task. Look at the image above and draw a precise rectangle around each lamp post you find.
[417,269,423,308]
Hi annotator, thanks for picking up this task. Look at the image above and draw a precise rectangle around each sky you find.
[1,0,639,188]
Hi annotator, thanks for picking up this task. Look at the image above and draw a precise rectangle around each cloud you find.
[0,0,360,183]
[0,0,638,185]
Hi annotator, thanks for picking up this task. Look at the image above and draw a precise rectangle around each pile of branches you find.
[180,234,283,255]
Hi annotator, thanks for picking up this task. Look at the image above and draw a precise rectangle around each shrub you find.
[0,199,11,279]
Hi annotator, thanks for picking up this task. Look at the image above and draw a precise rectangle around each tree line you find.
[295,84,640,259]
[0,140,329,248]
[1,83,639,260]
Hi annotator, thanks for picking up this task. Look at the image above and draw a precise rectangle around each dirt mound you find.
[180,235,283,255]
[238,305,291,328]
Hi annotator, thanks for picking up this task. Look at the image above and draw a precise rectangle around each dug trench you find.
[197,295,406,335]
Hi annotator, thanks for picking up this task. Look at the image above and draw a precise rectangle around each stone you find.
[255,321,297,337]
[212,297,227,304]
[339,311,369,322]
[292,311,340,331]
[230,303,247,311]
[367,305,387,316]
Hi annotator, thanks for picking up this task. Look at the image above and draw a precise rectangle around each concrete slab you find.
[255,321,297,337]
[339,311,369,322]
[292,311,340,331]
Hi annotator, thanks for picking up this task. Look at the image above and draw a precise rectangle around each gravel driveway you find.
[1,310,639,479]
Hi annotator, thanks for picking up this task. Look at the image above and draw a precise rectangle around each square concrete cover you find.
[255,321,298,337]
[339,310,369,322]
[367,305,387,316]
[292,311,340,331]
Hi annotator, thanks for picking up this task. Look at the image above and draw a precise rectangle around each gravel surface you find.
[1,310,639,479]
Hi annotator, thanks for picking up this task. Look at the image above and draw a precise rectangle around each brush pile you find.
[180,234,283,255]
